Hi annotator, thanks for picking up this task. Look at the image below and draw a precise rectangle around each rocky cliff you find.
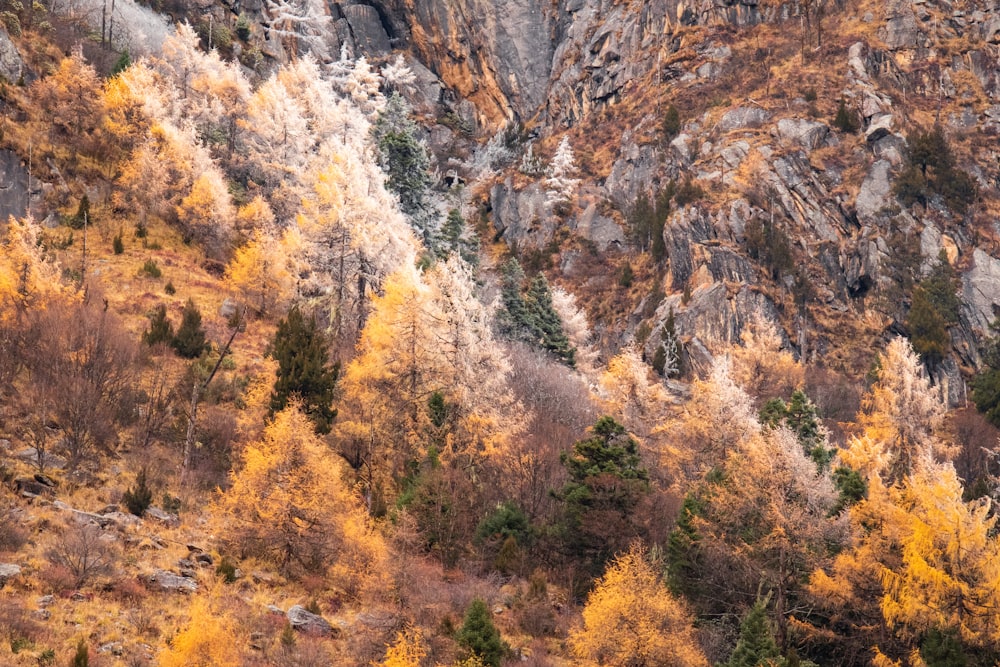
[347,0,1000,400]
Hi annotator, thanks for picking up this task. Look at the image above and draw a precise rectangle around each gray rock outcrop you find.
[287,605,335,635]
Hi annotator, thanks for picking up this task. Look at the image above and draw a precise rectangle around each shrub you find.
[216,557,238,583]
[112,232,124,255]
[122,467,153,516]
[142,305,174,347]
[833,98,859,133]
[139,259,161,279]
[662,104,681,141]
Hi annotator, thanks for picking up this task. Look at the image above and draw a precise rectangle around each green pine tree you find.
[171,299,208,359]
[142,304,174,347]
[666,492,704,597]
[724,598,784,667]
[268,306,339,434]
[456,598,508,667]
[524,273,575,366]
[555,416,649,575]
[122,467,153,517]
[920,628,968,667]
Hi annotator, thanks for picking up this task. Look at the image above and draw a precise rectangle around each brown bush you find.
[45,522,119,588]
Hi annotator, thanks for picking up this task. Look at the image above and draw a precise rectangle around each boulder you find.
[145,507,180,528]
[718,106,771,132]
[865,113,894,144]
[776,118,830,151]
[572,203,624,251]
[287,605,334,636]
[148,569,198,594]
[0,563,21,587]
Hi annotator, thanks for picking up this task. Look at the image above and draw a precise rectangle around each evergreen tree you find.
[456,598,508,667]
[666,492,704,597]
[122,467,153,517]
[372,93,434,246]
[498,258,529,337]
[908,286,950,370]
[142,304,174,347]
[71,638,89,667]
[268,306,339,434]
[971,319,1000,427]
[171,299,208,359]
[524,273,575,366]
[440,208,479,266]
[555,416,649,575]
[724,599,784,667]
[832,98,859,133]
[920,628,968,667]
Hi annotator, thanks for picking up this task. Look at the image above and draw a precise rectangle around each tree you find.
[524,273,575,366]
[841,338,948,485]
[881,463,1000,652]
[157,595,242,667]
[30,46,102,146]
[569,544,708,667]
[554,416,649,574]
[175,167,236,256]
[215,405,383,575]
[456,599,508,667]
[723,599,785,667]
[122,467,153,516]
[378,626,426,667]
[142,304,174,347]
[971,319,1000,427]
[907,286,950,370]
[545,136,580,206]
[372,93,433,244]
[268,305,339,434]
[224,228,295,316]
[172,299,208,359]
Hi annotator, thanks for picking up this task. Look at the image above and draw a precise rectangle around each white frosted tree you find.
[381,54,416,95]
[545,136,580,206]
[842,337,951,484]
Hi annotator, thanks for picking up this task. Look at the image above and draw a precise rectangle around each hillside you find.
[0,0,1000,666]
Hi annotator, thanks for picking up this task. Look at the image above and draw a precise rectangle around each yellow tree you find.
[158,594,242,667]
[224,228,295,316]
[215,404,382,577]
[843,337,949,484]
[377,626,427,667]
[176,166,236,256]
[881,462,1000,649]
[30,46,102,145]
[569,544,708,667]
[336,268,446,505]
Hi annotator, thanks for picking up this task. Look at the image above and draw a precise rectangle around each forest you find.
[0,1,999,666]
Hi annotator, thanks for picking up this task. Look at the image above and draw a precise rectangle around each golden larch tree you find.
[569,544,708,667]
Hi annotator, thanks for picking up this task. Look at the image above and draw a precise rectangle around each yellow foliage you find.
[376,626,426,667]
[569,544,708,667]
[224,228,294,315]
[880,463,1000,647]
[215,405,388,582]
[0,216,71,318]
[157,596,242,667]
[729,315,804,398]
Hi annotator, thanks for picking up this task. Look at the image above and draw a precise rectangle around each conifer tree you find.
[524,273,576,366]
[268,305,338,434]
[171,299,208,359]
[142,304,174,347]
[456,598,508,667]
[723,599,785,667]
[555,416,649,573]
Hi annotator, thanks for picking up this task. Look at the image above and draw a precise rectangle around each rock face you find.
[0,29,22,82]
[0,149,31,223]
[287,605,335,636]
